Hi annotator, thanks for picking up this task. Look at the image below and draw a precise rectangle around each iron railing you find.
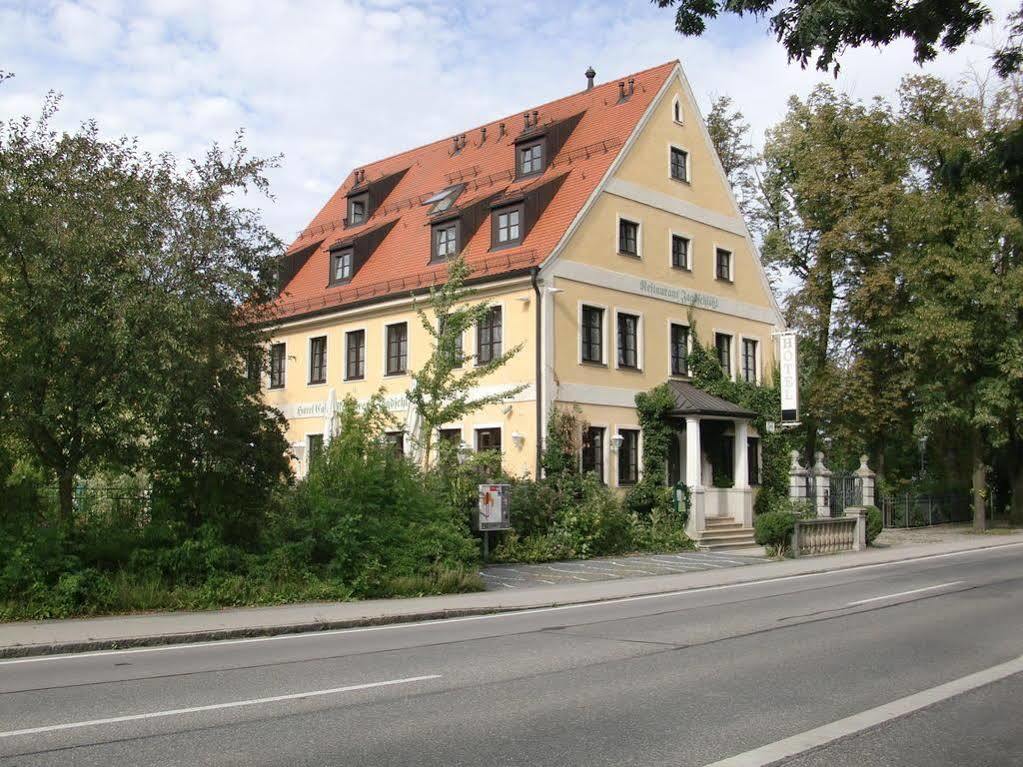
[881,492,993,528]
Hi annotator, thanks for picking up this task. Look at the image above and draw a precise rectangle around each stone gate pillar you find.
[812,451,832,518]
[789,450,809,504]
[854,454,876,508]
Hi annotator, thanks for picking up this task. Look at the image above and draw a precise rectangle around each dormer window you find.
[331,249,353,285]
[518,140,544,177]
[348,194,368,226]
[432,220,459,262]
[492,204,523,247]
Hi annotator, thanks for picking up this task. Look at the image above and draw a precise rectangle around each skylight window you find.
[423,184,465,215]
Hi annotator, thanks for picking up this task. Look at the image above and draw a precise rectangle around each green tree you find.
[0,87,290,521]
[705,95,757,216]
[407,254,525,469]
[653,0,1003,74]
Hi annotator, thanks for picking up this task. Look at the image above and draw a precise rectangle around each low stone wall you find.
[792,509,866,558]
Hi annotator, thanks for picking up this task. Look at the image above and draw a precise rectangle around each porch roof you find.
[666,380,758,419]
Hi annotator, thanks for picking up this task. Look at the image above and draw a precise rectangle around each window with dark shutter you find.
[269,343,286,389]
[476,307,502,365]
[618,219,639,256]
[582,427,605,483]
[715,333,732,377]
[309,336,327,384]
[670,146,688,182]
[617,312,639,369]
[581,306,604,363]
[742,338,758,383]
[671,234,690,270]
[386,323,407,375]
[716,248,733,281]
[345,330,365,380]
[671,323,689,376]
[618,429,639,485]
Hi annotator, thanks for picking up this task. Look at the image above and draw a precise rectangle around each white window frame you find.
[383,320,410,377]
[473,423,503,453]
[305,432,324,476]
[713,329,736,381]
[613,307,644,372]
[437,423,466,451]
[578,300,609,366]
[614,425,643,488]
[615,212,642,258]
[435,314,466,369]
[667,319,693,378]
[307,334,328,387]
[713,242,735,282]
[671,94,684,125]
[579,422,610,484]
[343,325,368,382]
[738,333,762,385]
[668,142,691,185]
[668,228,693,271]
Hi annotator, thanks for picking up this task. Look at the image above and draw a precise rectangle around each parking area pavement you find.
[480,549,766,589]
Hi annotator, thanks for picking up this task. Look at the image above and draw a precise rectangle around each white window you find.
[672,95,683,124]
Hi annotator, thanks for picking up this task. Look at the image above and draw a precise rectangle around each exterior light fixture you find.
[511,431,525,448]
[610,434,624,452]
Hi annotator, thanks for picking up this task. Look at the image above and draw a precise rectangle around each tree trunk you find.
[57,471,75,525]
[971,430,987,532]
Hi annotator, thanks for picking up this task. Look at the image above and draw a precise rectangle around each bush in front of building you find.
[865,505,883,545]
[754,510,797,556]
[268,393,481,598]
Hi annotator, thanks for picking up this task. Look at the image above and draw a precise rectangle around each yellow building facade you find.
[262,63,783,543]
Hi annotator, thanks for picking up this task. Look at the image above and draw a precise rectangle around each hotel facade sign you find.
[778,332,799,424]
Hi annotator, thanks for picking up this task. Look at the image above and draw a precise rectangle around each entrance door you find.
[668,432,682,486]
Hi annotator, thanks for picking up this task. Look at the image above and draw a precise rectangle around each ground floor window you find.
[617,429,639,486]
[384,431,405,457]
[581,426,605,483]
[307,434,324,466]
[475,427,502,454]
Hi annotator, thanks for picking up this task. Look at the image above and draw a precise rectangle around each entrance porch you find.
[665,381,759,550]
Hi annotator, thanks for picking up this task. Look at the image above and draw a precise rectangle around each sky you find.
[1,0,1018,245]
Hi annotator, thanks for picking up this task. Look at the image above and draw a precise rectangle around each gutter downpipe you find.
[531,267,543,478]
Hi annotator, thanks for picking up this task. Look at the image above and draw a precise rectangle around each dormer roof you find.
[272,61,678,322]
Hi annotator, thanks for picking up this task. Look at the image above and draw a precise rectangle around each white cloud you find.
[1,0,1018,244]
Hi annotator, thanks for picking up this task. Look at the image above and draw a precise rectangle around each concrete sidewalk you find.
[1,531,1020,659]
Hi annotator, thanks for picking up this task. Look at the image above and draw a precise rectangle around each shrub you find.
[865,505,883,544]
[754,510,796,555]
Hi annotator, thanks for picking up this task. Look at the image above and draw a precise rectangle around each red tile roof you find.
[273,61,678,321]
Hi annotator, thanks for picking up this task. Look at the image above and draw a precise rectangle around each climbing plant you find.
[686,321,793,515]
[627,385,678,518]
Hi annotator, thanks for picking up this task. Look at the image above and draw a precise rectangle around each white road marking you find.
[847,581,964,606]
[2,542,1019,667]
[0,674,441,739]
[700,655,1023,767]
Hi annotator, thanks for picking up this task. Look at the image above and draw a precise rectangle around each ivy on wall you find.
[632,319,794,517]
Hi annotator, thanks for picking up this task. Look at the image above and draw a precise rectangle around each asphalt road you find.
[2,544,1022,766]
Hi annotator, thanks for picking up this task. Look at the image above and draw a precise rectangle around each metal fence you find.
[881,492,993,528]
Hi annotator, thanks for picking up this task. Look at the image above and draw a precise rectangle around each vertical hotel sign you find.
[779,332,799,424]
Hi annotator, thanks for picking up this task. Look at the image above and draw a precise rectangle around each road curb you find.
[3,539,1021,660]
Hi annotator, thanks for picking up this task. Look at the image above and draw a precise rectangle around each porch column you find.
[685,416,702,488]
[733,420,749,490]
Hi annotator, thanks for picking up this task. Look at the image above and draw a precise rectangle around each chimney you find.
[461,134,467,149]
[618,81,625,100]
[523,112,531,130]
[585,66,596,90]
[532,110,538,126]
[498,122,506,139]
[628,77,635,95]
[452,136,460,153]
[480,126,487,143]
